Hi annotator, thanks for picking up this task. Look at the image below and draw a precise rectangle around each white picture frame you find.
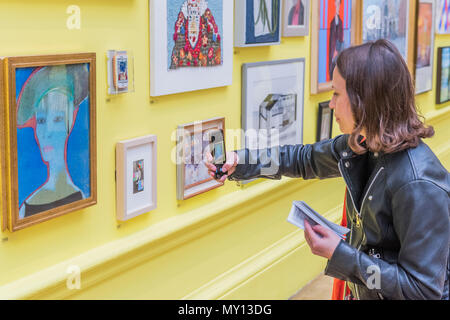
[116,135,157,221]
[415,0,436,94]
[235,0,282,47]
[282,0,310,37]
[149,0,233,96]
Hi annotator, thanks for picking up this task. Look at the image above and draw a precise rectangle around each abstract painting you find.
[436,0,450,34]
[5,53,97,231]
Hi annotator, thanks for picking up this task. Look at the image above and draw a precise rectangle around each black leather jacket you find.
[228,135,450,300]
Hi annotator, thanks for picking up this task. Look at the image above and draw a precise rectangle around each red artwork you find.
[170,0,222,69]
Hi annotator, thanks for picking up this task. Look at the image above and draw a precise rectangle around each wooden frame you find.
[116,135,157,221]
[436,47,450,104]
[234,0,282,47]
[316,101,334,142]
[176,117,224,200]
[358,0,418,77]
[5,53,97,232]
[0,58,7,231]
[282,0,310,37]
[310,0,359,94]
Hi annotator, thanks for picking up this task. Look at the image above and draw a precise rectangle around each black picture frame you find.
[316,101,334,142]
[436,46,450,104]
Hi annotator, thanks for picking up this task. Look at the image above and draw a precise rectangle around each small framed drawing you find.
[0,58,7,231]
[436,47,450,104]
[282,0,310,37]
[436,0,450,34]
[316,101,334,142]
[360,0,418,76]
[4,53,97,232]
[177,117,224,200]
[242,58,305,151]
[235,0,282,47]
[310,0,358,94]
[415,0,435,94]
[116,135,157,221]
[149,0,233,96]
[107,50,135,95]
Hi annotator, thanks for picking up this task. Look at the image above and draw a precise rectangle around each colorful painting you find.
[436,0,450,34]
[318,0,353,84]
[437,47,450,104]
[133,159,144,194]
[282,0,310,37]
[246,0,281,44]
[167,0,223,69]
[417,2,433,68]
[15,63,91,220]
[286,0,306,26]
[362,0,409,60]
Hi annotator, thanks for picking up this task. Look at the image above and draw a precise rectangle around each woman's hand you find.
[304,220,341,260]
[204,151,239,183]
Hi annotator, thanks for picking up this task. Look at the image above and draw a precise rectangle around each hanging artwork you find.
[436,47,450,104]
[316,101,334,142]
[150,0,233,96]
[360,0,417,74]
[116,135,157,221]
[282,0,310,37]
[168,0,222,69]
[436,0,450,34]
[415,0,435,94]
[176,117,224,200]
[311,0,358,94]
[235,0,282,47]
[0,59,7,231]
[4,53,97,231]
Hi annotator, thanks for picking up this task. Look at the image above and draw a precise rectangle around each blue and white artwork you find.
[246,0,281,44]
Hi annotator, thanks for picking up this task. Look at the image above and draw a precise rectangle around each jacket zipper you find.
[338,161,385,299]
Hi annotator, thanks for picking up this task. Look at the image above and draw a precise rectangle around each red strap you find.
[331,189,348,300]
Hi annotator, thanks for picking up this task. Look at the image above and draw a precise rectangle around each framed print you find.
[415,0,435,94]
[242,58,305,151]
[436,0,450,34]
[177,117,224,200]
[311,0,358,94]
[436,47,450,104]
[235,0,282,47]
[116,135,157,221]
[282,0,310,37]
[316,101,334,142]
[149,0,233,96]
[107,50,135,95]
[360,0,418,75]
[0,59,7,231]
[5,53,97,232]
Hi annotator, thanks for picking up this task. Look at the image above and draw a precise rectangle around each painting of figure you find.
[362,0,408,60]
[168,0,223,69]
[317,0,353,84]
[15,64,91,219]
[287,0,305,26]
[133,159,144,194]
[246,0,281,44]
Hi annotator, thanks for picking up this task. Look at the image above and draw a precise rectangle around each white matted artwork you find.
[177,117,224,200]
[149,0,233,96]
[282,0,310,37]
[116,135,157,221]
[242,58,305,151]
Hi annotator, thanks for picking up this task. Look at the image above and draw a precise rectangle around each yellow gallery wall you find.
[0,0,449,299]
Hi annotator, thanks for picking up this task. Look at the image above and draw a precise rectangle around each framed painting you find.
[311,0,359,94]
[359,0,418,75]
[242,58,305,151]
[235,0,282,47]
[116,135,157,221]
[282,0,310,37]
[436,47,450,104]
[415,0,435,94]
[4,53,97,232]
[0,59,7,231]
[316,101,334,142]
[436,0,450,34]
[149,0,233,96]
[176,117,224,200]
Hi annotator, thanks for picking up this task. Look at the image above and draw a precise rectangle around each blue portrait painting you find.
[15,64,91,219]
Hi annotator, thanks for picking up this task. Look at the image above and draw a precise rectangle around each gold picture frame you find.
[4,53,97,231]
[0,58,7,231]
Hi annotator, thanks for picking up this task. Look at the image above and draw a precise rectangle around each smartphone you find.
[208,129,226,179]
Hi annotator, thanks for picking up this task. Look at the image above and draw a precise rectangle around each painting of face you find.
[15,64,91,220]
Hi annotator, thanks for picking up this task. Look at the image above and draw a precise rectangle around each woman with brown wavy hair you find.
[206,39,449,300]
